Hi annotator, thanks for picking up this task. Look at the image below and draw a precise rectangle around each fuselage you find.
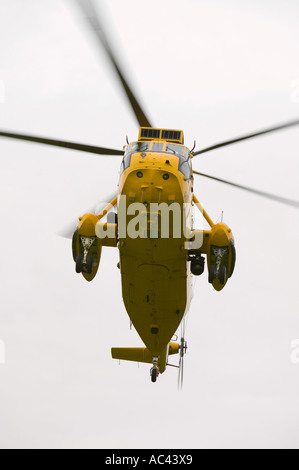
[117,134,194,357]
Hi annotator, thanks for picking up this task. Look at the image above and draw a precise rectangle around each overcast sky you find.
[0,0,299,449]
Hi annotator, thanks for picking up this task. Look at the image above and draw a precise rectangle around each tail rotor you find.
[178,318,188,390]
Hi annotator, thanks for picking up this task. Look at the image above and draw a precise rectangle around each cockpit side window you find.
[131,142,150,153]
[120,142,150,174]
[178,150,192,180]
[120,145,132,174]
[165,144,185,157]
[165,145,192,179]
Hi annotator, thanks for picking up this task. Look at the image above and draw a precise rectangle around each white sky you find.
[0,0,299,449]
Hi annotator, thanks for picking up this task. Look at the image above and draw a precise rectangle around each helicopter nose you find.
[122,167,178,205]
[134,169,171,185]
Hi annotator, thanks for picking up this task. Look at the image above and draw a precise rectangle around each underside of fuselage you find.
[118,152,193,359]
[120,237,191,357]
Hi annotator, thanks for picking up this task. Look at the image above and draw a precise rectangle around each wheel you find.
[76,254,83,273]
[208,264,215,283]
[151,368,158,383]
[219,265,227,284]
[86,255,94,274]
[107,212,118,224]
[191,260,204,276]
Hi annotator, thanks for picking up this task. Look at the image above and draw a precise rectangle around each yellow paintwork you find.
[74,128,235,378]
[117,137,193,366]
[111,342,179,373]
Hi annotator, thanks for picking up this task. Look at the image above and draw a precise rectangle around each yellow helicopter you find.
[0,0,298,386]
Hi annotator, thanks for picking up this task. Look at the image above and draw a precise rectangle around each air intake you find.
[140,128,160,139]
[139,127,184,144]
[161,130,182,141]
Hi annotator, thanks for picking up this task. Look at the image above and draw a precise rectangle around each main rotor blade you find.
[193,170,299,208]
[193,118,299,156]
[0,130,123,156]
[75,0,152,128]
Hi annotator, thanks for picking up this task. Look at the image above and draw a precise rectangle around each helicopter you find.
[0,0,298,387]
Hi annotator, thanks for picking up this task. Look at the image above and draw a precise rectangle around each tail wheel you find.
[76,254,83,273]
[219,265,227,284]
[86,255,94,274]
[151,368,158,383]
[208,264,215,283]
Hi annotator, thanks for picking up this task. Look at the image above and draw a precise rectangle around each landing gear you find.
[208,246,229,285]
[76,252,94,275]
[219,265,227,285]
[76,254,83,273]
[86,255,94,275]
[72,212,103,282]
[151,367,158,383]
[74,235,96,275]
[150,357,159,383]
[208,264,215,283]
[208,263,226,284]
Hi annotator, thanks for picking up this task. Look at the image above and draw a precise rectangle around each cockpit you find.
[120,141,192,180]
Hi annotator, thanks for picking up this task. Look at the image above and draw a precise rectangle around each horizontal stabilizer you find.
[111,342,179,364]
[111,347,153,364]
